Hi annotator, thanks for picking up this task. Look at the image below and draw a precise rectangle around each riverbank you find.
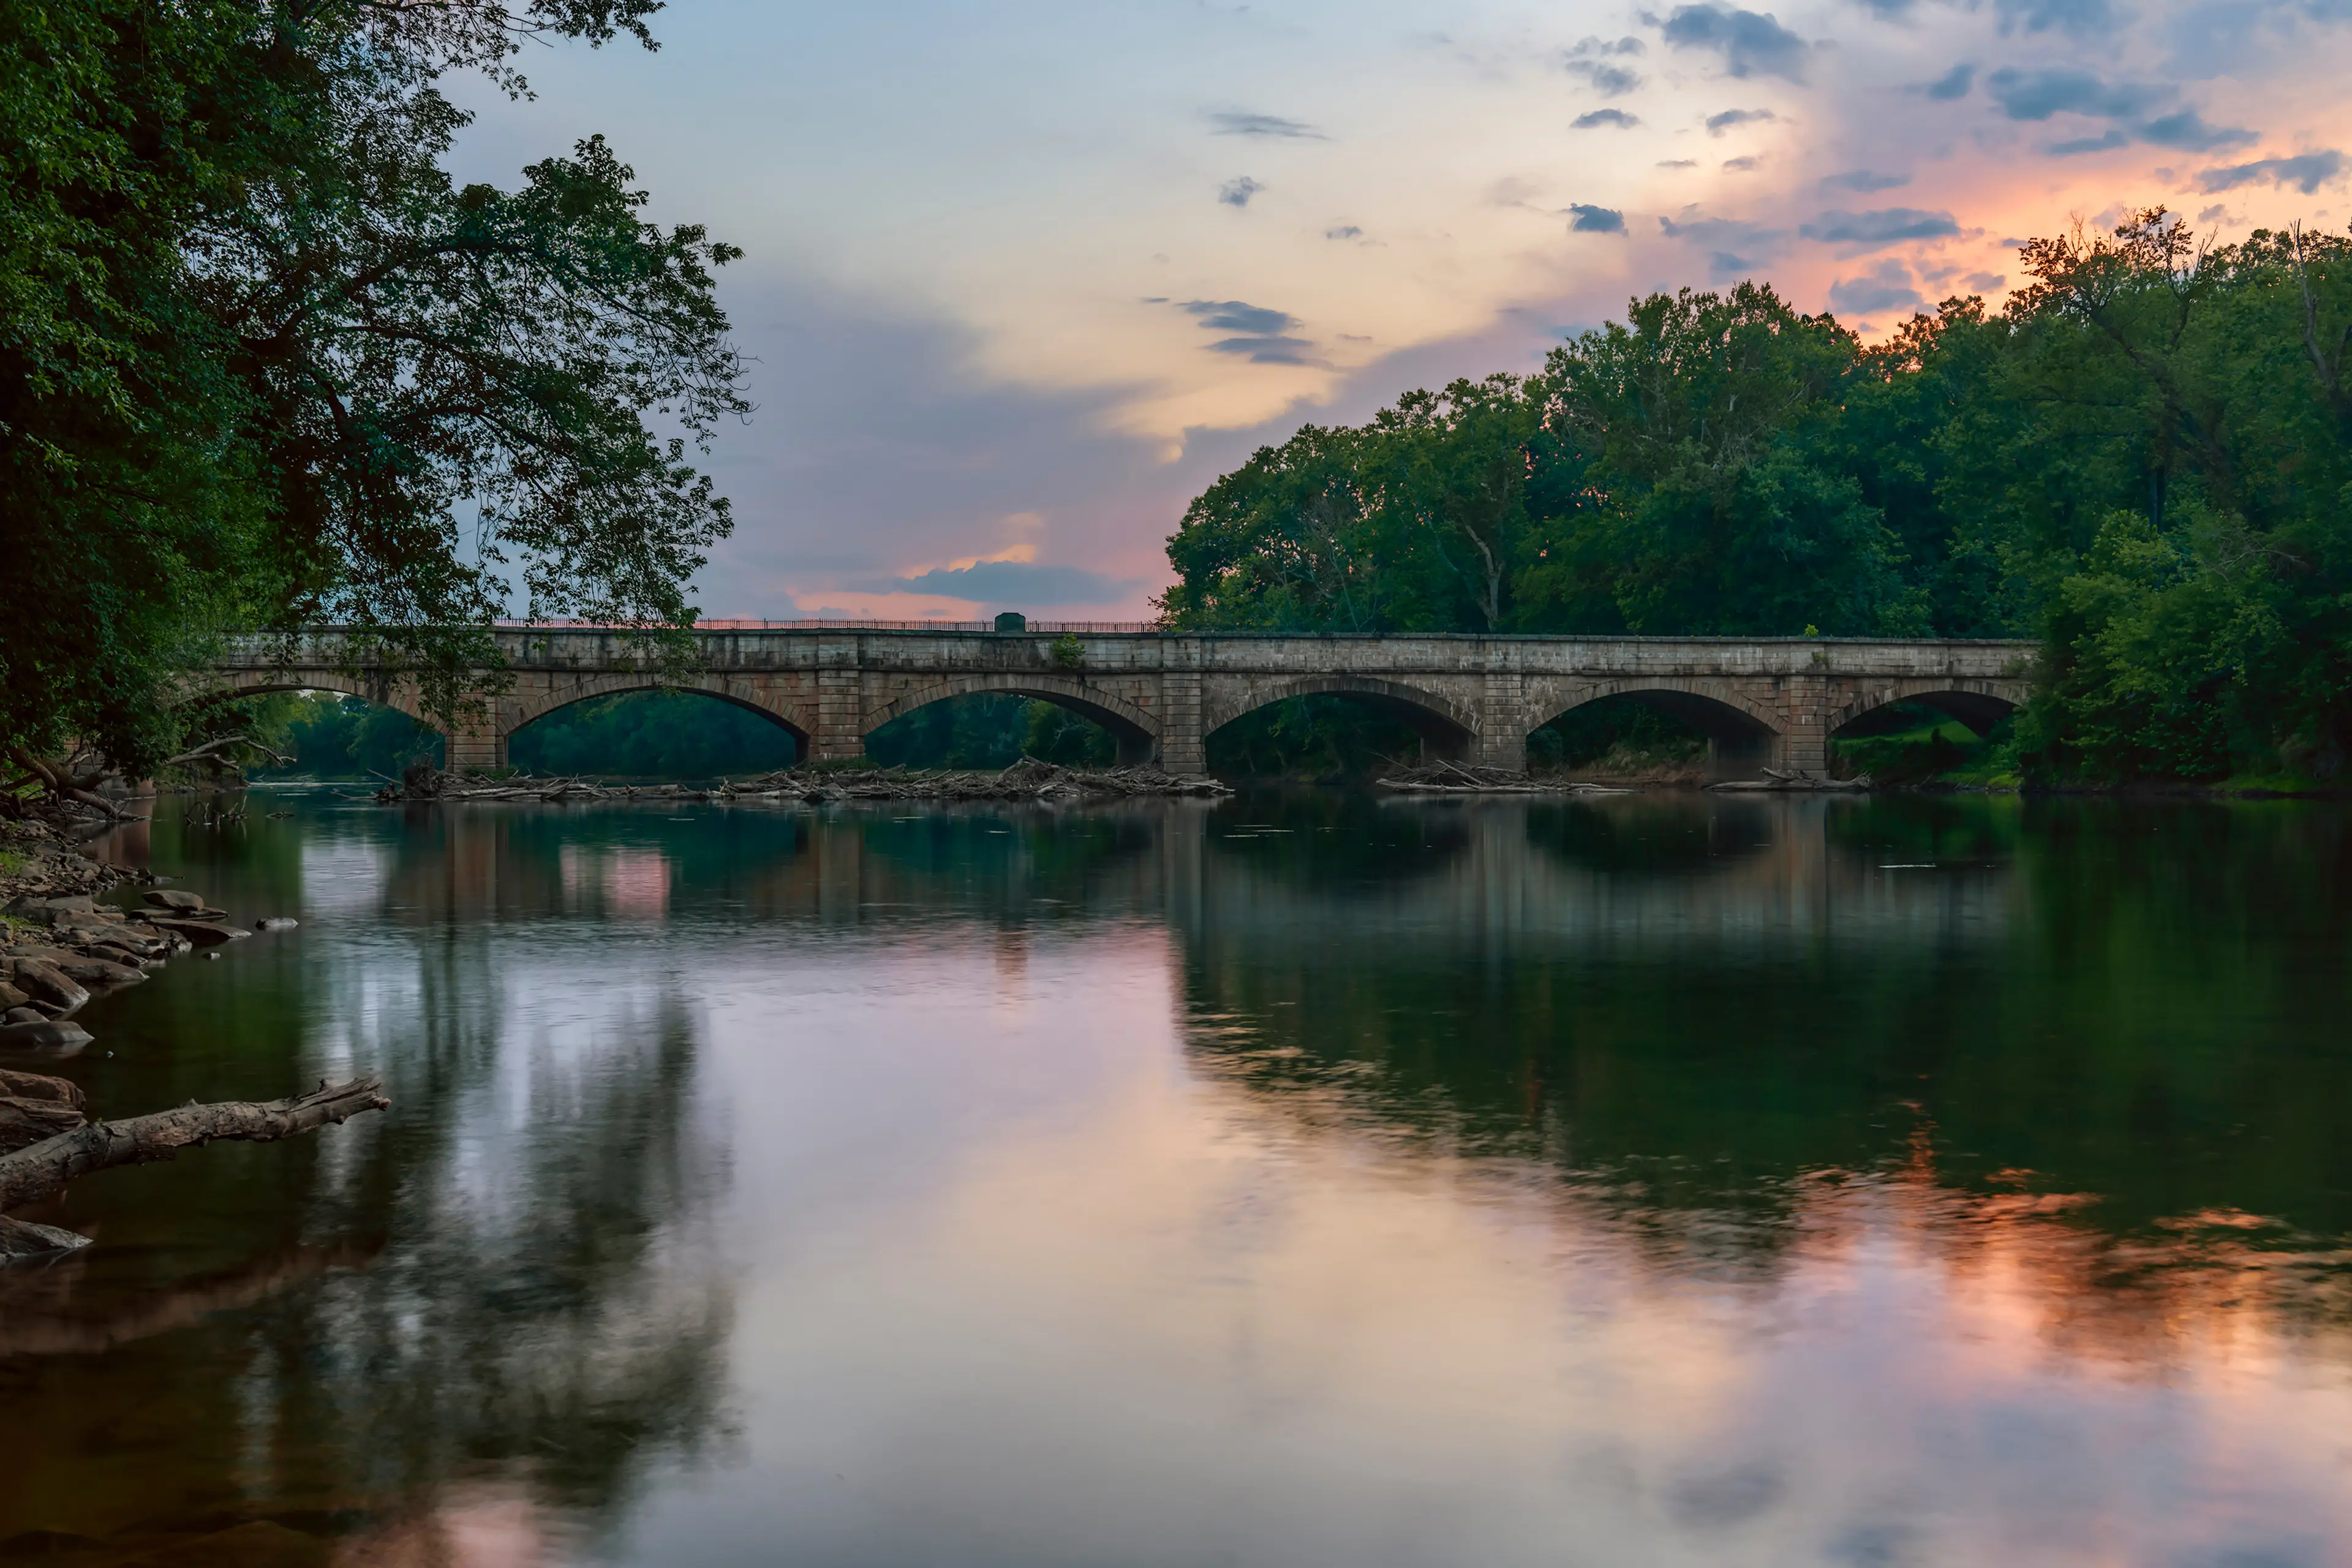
[2,819,270,1058]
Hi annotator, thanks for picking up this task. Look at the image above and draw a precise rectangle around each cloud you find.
[1325,223,1365,239]
[1829,259,1923,315]
[1800,207,1962,246]
[2049,129,2132,154]
[1724,156,1761,170]
[1996,0,2119,36]
[1575,108,1643,128]
[1659,157,1700,167]
[1822,169,1909,191]
[1707,107,1778,135]
[1208,111,1327,139]
[1183,300,1295,334]
[1985,68,2256,153]
[2196,148,2345,192]
[1923,63,1975,100]
[1569,61,1646,94]
[1217,176,1264,207]
[1572,34,1649,55]
[1659,211,1787,272]
[889,559,1145,606]
[2138,110,2260,151]
[1964,271,2008,290]
[1985,68,2166,121]
[1569,203,1629,232]
[1178,299,1316,364]
[1657,6,1811,81]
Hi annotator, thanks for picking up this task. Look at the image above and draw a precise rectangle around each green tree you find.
[1,0,741,785]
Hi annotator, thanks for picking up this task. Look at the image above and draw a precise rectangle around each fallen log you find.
[0,1075,390,1217]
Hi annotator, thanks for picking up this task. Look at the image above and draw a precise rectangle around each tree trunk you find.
[0,1076,388,1215]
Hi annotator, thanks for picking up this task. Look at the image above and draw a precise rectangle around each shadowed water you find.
[4,791,2349,1566]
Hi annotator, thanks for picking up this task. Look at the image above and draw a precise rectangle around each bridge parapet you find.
[208,629,2036,777]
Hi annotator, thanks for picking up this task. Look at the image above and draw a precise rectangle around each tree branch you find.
[0,1077,391,1215]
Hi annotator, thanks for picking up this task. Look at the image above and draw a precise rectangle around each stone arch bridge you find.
[208,627,2034,777]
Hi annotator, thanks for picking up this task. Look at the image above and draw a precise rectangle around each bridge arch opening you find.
[211,687,447,779]
[508,688,804,777]
[1205,681,1476,778]
[862,677,1156,767]
[1830,689,2022,782]
[1530,688,1779,781]
[865,692,1129,769]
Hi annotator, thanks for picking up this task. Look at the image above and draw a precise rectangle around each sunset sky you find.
[454,0,2352,620]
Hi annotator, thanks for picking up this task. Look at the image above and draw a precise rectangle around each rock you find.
[255,917,300,931]
[137,916,251,946]
[7,959,89,1014]
[2,894,96,925]
[1,1009,42,1026]
[0,984,23,1011]
[0,1215,92,1261]
[0,1068,85,1153]
[144,889,208,911]
[0,1020,92,1055]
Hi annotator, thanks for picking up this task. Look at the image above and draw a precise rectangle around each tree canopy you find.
[1,0,742,776]
[1160,211,2352,782]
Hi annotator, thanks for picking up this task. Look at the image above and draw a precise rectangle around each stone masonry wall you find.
[209,630,2036,778]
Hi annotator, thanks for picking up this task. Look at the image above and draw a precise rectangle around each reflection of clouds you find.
[624,928,2352,1565]
[560,843,672,919]
[302,838,391,916]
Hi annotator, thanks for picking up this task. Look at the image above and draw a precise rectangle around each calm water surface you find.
[5,791,2350,1567]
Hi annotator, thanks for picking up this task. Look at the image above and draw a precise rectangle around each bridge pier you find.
[445,717,507,774]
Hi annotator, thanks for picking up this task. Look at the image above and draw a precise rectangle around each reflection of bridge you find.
[211,627,2032,775]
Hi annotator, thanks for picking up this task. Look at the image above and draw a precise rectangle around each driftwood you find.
[1709,767,1873,793]
[374,756,1234,804]
[1377,758,1633,796]
[0,1075,390,1218]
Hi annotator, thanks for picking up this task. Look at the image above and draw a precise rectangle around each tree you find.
[1,0,742,788]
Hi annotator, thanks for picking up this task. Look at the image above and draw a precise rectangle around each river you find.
[5,790,2348,1567]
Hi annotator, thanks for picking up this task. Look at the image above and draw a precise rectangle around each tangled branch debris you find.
[1376,760,1632,795]
[374,756,1234,803]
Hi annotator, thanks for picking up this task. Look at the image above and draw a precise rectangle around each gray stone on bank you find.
[1,1009,42,1026]
[0,1215,92,1260]
[0,1020,93,1056]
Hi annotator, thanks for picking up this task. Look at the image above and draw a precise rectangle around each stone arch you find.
[501,674,813,747]
[1204,675,1480,762]
[862,673,1159,764]
[199,671,432,723]
[1529,680,1784,778]
[1830,679,2029,739]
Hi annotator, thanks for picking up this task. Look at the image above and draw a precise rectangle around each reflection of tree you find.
[1175,793,2352,1314]
[0,800,732,1555]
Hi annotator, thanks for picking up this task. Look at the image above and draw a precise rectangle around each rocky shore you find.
[2,821,282,1059]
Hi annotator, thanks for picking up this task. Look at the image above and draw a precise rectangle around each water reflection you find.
[7,789,2347,1564]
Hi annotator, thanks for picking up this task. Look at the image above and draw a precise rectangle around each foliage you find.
[244,692,442,778]
[1,0,742,777]
[1204,695,1433,777]
[1161,212,2352,782]
[508,692,796,777]
[865,695,1115,771]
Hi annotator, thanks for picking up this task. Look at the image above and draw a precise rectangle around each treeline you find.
[1161,213,2352,783]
